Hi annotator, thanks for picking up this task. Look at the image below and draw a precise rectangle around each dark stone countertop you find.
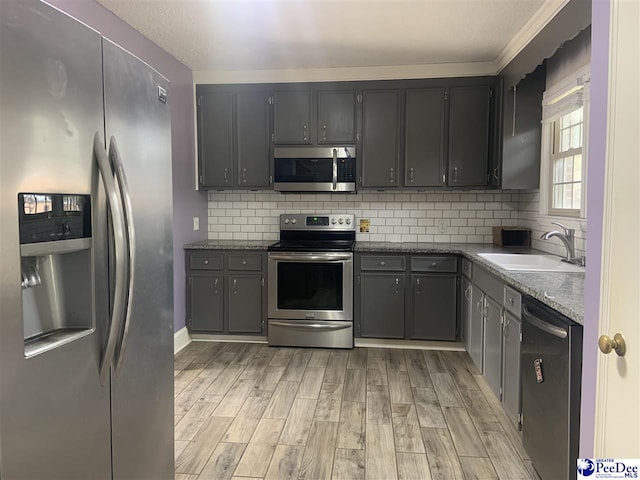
[184,239,273,250]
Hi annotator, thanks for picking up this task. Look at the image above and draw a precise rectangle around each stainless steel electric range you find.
[267,214,355,349]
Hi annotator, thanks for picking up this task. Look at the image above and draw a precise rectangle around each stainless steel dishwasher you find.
[521,296,583,480]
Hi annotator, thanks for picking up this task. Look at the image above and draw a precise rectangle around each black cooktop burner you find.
[268,240,355,252]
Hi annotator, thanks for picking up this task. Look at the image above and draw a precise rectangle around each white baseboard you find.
[354,338,465,351]
[174,327,191,354]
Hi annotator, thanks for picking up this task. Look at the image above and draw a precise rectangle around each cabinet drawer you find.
[462,258,473,278]
[228,253,263,271]
[504,286,522,317]
[411,256,457,273]
[189,253,223,270]
[361,255,406,271]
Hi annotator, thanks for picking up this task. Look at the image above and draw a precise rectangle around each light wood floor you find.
[174,342,541,480]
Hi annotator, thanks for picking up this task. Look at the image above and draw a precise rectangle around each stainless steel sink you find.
[477,253,584,272]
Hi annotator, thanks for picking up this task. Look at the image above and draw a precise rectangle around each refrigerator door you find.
[102,39,175,479]
[0,2,111,478]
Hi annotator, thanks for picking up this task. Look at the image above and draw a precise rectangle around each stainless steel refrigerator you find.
[0,1,174,478]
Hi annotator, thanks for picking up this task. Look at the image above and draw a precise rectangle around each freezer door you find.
[102,39,175,479]
[0,2,111,478]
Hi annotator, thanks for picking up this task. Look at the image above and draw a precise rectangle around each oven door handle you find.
[268,253,352,262]
[270,321,352,331]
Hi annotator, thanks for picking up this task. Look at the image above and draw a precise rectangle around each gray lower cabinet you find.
[409,273,457,340]
[360,90,401,188]
[360,273,405,338]
[483,295,503,399]
[189,274,224,332]
[502,311,521,426]
[461,276,472,351]
[404,88,446,187]
[273,91,312,144]
[186,250,266,335]
[447,85,491,187]
[228,274,263,334]
[469,283,485,372]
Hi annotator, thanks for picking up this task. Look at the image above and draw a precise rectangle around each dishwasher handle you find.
[522,305,568,339]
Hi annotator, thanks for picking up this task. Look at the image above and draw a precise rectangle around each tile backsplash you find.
[207,190,520,243]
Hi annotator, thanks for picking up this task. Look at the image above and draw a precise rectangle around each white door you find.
[594,0,640,457]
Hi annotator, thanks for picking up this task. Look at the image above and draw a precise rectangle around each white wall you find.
[207,190,519,244]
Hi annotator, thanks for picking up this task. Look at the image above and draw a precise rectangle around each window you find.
[540,66,590,218]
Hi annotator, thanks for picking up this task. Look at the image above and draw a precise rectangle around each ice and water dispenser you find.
[18,193,94,357]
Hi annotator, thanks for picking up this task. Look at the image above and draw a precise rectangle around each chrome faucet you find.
[541,222,579,264]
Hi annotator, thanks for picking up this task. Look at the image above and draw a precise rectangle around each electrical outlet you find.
[437,219,447,234]
[193,217,200,231]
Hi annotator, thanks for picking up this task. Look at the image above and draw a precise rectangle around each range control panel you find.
[280,214,355,231]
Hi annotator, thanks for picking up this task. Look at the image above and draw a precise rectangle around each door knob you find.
[598,333,626,356]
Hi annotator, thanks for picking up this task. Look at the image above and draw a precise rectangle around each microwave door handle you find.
[332,148,338,191]
[94,133,128,386]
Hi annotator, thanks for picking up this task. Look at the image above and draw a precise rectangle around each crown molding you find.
[193,62,498,85]
[494,0,571,73]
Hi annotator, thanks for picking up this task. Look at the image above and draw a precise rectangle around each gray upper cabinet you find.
[236,91,271,188]
[448,85,491,187]
[228,274,263,334]
[361,90,401,188]
[198,92,234,188]
[273,91,312,144]
[360,272,405,338]
[317,91,357,144]
[502,64,546,189]
[405,88,446,187]
[409,273,457,340]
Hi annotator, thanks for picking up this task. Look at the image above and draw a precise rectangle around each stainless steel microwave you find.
[273,146,356,193]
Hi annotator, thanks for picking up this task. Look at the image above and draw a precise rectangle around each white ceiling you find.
[96,0,562,76]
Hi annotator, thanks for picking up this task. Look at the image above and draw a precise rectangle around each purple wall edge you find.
[580,0,610,457]
[46,0,207,334]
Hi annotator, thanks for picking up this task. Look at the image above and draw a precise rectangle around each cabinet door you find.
[469,284,484,372]
[198,92,234,187]
[360,273,404,338]
[461,277,472,351]
[237,91,271,188]
[189,274,224,332]
[273,91,312,144]
[317,91,357,144]
[448,85,491,187]
[502,311,521,427]
[405,88,446,187]
[228,274,263,334]
[483,295,503,399]
[410,274,457,340]
[361,90,401,188]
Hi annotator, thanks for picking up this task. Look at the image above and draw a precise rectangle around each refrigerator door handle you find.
[109,136,136,374]
[94,133,128,386]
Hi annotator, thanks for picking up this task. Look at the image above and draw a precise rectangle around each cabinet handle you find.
[464,286,471,300]
[409,167,414,182]
[322,124,327,141]
[476,296,484,312]
[242,168,247,183]
[389,168,394,183]
[214,278,218,294]
[233,278,238,295]
[242,260,247,265]
[453,166,458,183]
[394,277,400,294]
[431,262,437,268]
[493,167,500,181]
[204,259,209,265]
[224,168,228,183]
[416,278,421,294]
[303,124,308,141]
[508,298,515,305]
[380,261,386,266]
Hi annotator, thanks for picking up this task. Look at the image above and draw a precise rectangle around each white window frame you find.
[539,65,590,220]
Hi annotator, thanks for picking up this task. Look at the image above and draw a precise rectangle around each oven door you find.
[268,252,353,321]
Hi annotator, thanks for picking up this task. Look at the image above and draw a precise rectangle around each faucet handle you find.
[551,222,574,236]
